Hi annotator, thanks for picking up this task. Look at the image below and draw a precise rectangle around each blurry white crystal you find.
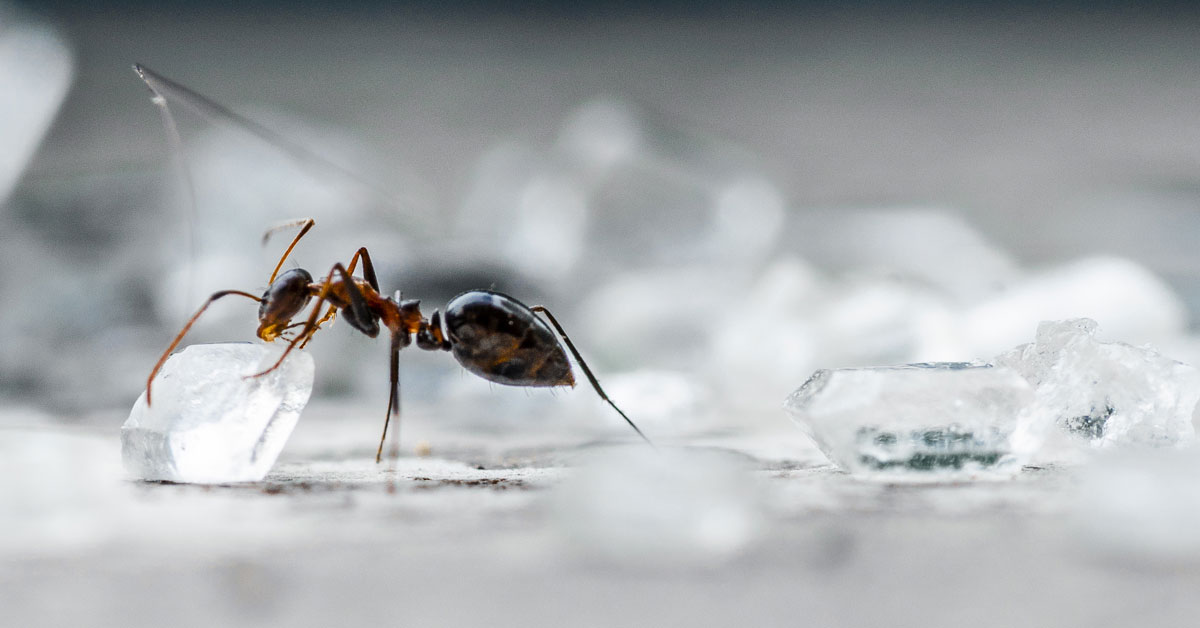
[994,318,1199,450]
[122,343,314,483]
[562,97,784,273]
[550,447,762,565]
[456,142,589,285]
[785,207,1019,302]
[812,276,963,366]
[188,119,390,243]
[711,258,964,414]
[500,170,589,282]
[455,97,782,294]
[709,258,824,399]
[963,257,1186,356]
[594,369,712,429]
[557,98,642,171]
[0,5,73,206]
[544,368,716,439]
[784,363,1037,479]
[578,265,751,369]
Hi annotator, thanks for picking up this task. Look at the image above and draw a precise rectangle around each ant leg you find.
[334,262,376,333]
[299,246,379,349]
[530,306,656,449]
[247,264,346,378]
[376,331,407,463]
[299,301,340,349]
[297,310,335,349]
[250,262,374,378]
[344,247,379,292]
[262,218,315,284]
[146,290,262,405]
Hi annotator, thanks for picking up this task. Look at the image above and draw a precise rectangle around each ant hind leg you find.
[530,305,656,449]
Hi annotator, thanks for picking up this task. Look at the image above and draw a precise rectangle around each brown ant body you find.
[146,219,653,461]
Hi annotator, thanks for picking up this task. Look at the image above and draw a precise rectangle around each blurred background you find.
[4,0,1200,431]
[10,3,1200,626]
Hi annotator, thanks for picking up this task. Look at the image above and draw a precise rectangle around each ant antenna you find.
[261,218,316,284]
[131,64,420,227]
[531,305,656,450]
[134,63,199,312]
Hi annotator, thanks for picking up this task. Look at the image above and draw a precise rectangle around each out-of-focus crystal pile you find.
[8,72,1200,436]
[962,257,1186,356]
[784,207,1021,302]
[784,363,1037,479]
[550,447,763,564]
[458,98,784,285]
[723,252,1188,415]
[122,343,314,483]
[995,318,1200,452]
[439,96,1200,436]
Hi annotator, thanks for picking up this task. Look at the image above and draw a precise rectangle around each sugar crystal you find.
[121,343,314,483]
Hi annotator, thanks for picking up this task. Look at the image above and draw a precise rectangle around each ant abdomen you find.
[443,290,575,388]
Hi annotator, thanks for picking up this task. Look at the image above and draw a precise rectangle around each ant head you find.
[257,268,314,341]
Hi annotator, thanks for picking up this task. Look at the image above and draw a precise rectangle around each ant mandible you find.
[145,218,654,461]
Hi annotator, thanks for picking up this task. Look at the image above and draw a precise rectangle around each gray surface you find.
[4,402,1200,627]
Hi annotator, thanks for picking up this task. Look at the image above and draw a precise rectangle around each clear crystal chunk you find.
[994,318,1199,450]
[121,343,314,483]
[784,363,1037,479]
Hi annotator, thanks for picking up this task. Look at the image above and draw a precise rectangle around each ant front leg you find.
[247,263,350,379]
[248,262,376,379]
[146,290,262,405]
[530,305,656,449]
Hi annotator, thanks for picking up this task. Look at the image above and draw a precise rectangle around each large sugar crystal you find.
[994,318,1199,450]
[784,363,1037,479]
[122,343,314,483]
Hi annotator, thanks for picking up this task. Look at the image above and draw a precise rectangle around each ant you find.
[146,218,654,462]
